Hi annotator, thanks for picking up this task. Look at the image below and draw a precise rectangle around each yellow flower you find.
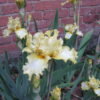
[65,24,83,39]
[13,17,21,30]
[65,32,73,39]
[55,47,78,63]
[81,76,100,97]
[22,29,78,80]
[23,33,33,53]
[94,88,100,96]
[50,87,61,100]
[23,29,78,63]
[3,29,12,37]
[3,17,23,38]
[15,28,28,39]
[81,82,90,90]
[88,76,100,89]
[3,16,28,39]
[76,29,83,37]
[69,48,78,63]
[7,17,21,31]
[23,53,49,80]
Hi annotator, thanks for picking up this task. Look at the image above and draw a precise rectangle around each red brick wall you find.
[0,0,100,57]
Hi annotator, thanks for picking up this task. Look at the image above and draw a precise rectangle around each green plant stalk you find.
[94,34,100,65]
[88,63,93,76]
[19,8,25,28]
[73,3,78,49]
[73,4,77,24]
[33,87,41,100]
[46,60,54,100]
[18,7,27,61]
[73,0,81,49]
[32,75,41,100]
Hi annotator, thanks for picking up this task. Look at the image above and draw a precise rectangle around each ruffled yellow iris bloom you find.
[65,23,83,39]
[3,17,28,39]
[50,87,61,100]
[23,30,78,80]
[81,76,100,96]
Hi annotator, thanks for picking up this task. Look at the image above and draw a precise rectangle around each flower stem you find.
[33,87,41,100]
[47,60,54,100]
[19,8,25,28]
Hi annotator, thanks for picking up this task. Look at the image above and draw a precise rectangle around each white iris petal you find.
[15,28,28,39]
[94,89,100,96]
[23,54,49,80]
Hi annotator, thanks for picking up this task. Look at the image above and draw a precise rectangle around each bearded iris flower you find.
[81,82,90,90]
[65,23,83,39]
[23,30,78,80]
[3,17,28,39]
[81,76,100,96]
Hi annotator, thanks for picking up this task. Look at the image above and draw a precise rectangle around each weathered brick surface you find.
[0,0,100,56]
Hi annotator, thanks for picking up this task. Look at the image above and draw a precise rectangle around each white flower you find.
[7,17,21,31]
[81,82,90,90]
[81,77,100,97]
[65,32,72,39]
[23,33,34,53]
[23,30,78,63]
[76,30,83,37]
[23,54,49,80]
[3,29,12,37]
[94,88,100,96]
[89,76,100,89]
[55,46,77,63]
[65,23,83,39]
[15,28,28,39]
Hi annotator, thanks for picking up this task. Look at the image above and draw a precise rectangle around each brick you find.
[0,35,13,45]
[32,12,43,20]
[0,0,7,3]
[0,27,4,36]
[83,14,100,24]
[82,0,100,6]
[61,17,74,25]
[0,4,18,15]
[70,7,95,16]
[37,20,51,29]
[58,27,64,34]
[34,1,61,11]
[62,3,72,8]
[43,11,55,20]
[79,23,88,32]
[26,2,34,12]
[7,0,15,3]
[0,16,8,27]
[95,7,100,14]
[59,9,69,18]
[0,43,19,54]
